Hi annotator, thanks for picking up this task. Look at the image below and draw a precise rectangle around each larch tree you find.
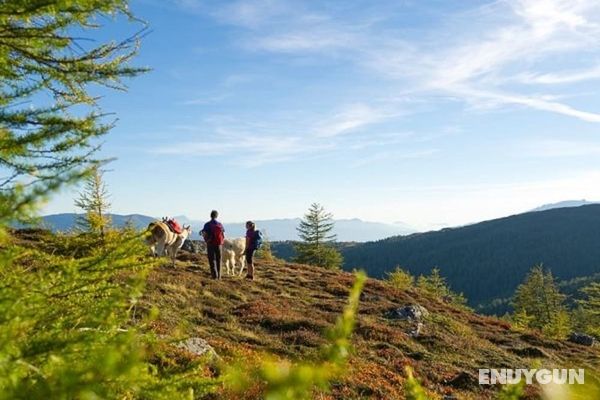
[294,203,343,269]
[75,167,111,237]
[0,0,146,225]
[578,282,600,337]
[0,2,203,398]
[387,266,415,290]
[417,267,467,305]
[512,265,569,336]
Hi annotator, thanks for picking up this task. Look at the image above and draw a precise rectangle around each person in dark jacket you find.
[244,221,257,280]
[201,210,225,279]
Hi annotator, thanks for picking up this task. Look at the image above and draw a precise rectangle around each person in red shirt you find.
[245,221,257,280]
[201,210,225,279]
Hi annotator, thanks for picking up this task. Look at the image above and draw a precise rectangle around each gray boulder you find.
[175,337,219,359]
[182,239,205,254]
[569,332,595,347]
[386,304,429,321]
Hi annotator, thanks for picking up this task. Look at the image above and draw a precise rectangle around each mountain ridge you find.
[34,213,416,242]
[339,204,600,313]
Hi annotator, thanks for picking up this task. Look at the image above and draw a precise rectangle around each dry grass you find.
[12,230,600,399]
[135,249,600,400]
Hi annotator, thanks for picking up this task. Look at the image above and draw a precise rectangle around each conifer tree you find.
[0,0,146,224]
[0,2,212,398]
[513,265,569,333]
[294,203,343,269]
[417,268,447,295]
[256,235,275,261]
[75,167,112,237]
[578,282,600,337]
[387,266,414,290]
[511,309,535,332]
[417,268,467,305]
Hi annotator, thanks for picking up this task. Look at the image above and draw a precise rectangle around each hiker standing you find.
[201,210,225,279]
[244,221,263,280]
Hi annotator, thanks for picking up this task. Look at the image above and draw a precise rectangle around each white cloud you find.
[522,139,600,157]
[203,0,600,123]
[519,65,600,84]
[314,104,386,138]
[169,0,600,169]
[150,113,424,167]
[351,149,439,167]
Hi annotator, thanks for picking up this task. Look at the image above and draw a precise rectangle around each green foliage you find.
[0,229,216,399]
[417,268,446,295]
[256,235,275,261]
[404,366,429,400]
[417,268,467,305]
[387,266,414,290]
[577,282,600,337]
[0,1,214,398]
[232,271,366,400]
[497,380,525,400]
[542,309,572,340]
[511,309,534,332]
[513,265,570,335]
[0,0,146,224]
[74,167,112,237]
[294,203,343,269]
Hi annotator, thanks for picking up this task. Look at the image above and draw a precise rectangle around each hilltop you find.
[137,251,598,398]
[10,229,600,399]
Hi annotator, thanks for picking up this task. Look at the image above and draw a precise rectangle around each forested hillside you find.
[340,205,600,312]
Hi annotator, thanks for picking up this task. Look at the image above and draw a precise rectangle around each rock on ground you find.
[386,304,429,321]
[569,332,596,347]
[175,337,219,359]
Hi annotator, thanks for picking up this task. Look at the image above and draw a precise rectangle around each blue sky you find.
[45,0,600,230]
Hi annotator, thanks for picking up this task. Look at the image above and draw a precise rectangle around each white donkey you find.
[146,221,191,267]
[222,237,246,275]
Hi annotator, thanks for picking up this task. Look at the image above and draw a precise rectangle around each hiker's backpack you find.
[205,221,224,245]
[254,230,264,249]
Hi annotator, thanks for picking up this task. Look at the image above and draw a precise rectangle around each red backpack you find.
[166,218,182,234]
[204,220,224,245]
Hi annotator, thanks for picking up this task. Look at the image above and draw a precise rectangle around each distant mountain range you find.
[340,204,600,314]
[531,199,598,212]
[31,213,417,242]
[38,213,155,232]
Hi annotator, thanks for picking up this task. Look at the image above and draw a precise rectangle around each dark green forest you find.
[273,205,600,313]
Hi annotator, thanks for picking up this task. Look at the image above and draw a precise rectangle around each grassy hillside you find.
[141,253,598,398]
[12,229,600,399]
[340,205,600,313]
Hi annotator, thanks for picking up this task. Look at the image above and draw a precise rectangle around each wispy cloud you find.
[201,0,600,123]
[518,65,600,84]
[522,139,600,157]
[314,103,387,138]
[351,149,439,168]
[150,114,425,167]
[168,0,600,167]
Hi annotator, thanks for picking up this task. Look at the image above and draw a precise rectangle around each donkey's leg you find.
[171,247,178,267]
[156,240,166,258]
